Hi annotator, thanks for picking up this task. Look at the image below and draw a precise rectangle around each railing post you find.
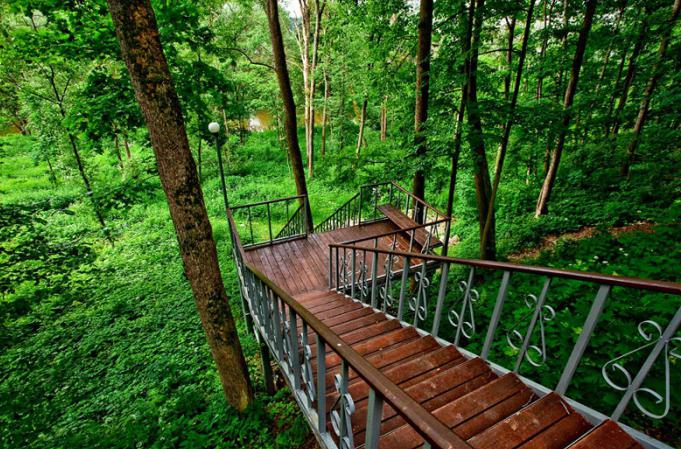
[364,388,384,449]
[329,247,333,289]
[370,239,379,308]
[351,248,357,300]
[259,337,275,395]
[514,277,552,372]
[289,308,302,391]
[271,290,285,360]
[398,256,410,322]
[358,187,363,224]
[556,284,611,394]
[481,270,512,360]
[611,306,681,421]
[431,263,450,338]
[316,334,327,434]
[267,203,273,244]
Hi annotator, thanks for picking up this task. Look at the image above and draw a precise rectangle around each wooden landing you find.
[244,220,422,296]
[295,289,643,449]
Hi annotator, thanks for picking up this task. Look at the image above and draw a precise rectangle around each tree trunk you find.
[380,95,388,141]
[535,0,597,217]
[504,15,517,102]
[114,133,124,169]
[535,0,557,101]
[443,0,475,256]
[611,8,649,138]
[622,0,681,177]
[107,0,254,411]
[355,97,367,158]
[605,47,628,134]
[123,136,132,159]
[466,0,496,259]
[412,0,434,224]
[321,69,329,157]
[480,0,536,254]
[265,0,313,229]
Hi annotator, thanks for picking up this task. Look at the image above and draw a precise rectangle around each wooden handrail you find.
[245,261,474,449]
[330,243,681,295]
[227,209,246,255]
[339,218,450,245]
[230,194,306,210]
[389,181,450,219]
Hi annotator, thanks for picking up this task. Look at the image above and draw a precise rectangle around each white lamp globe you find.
[208,122,220,134]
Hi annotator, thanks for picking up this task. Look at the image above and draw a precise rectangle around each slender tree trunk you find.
[107,0,253,410]
[466,0,496,259]
[114,132,124,169]
[535,0,557,101]
[535,0,597,217]
[480,0,536,254]
[355,98,367,158]
[443,0,475,256]
[321,69,329,157]
[266,0,313,229]
[605,47,628,134]
[611,8,649,138]
[412,0,434,224]
[45,152,58,186]
[380,95,388,141]
[124,136,132,159]
[504,15,517,102]
[622,0,681,177]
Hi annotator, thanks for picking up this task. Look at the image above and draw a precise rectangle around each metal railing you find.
[329,242,681,448]
[227,211,474,449]
[230,195,308,249]
[314,181,449,234]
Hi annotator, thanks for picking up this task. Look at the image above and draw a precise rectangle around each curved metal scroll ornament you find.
[300,332,315,406]
[282,320,293,367]
[602,320,681,419]
[380,254,399,308]
[356,260,369,299]
[448,279,480,339]
[409,269,430,321]
[330,374,355,449]
[507,293,556,367]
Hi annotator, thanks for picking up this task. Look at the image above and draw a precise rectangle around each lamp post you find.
[209,121,229,211]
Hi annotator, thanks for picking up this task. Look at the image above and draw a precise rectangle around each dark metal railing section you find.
[230,195,308,249]
[328,241,681,444]
[314,181,449,234]
[227,210,473,449]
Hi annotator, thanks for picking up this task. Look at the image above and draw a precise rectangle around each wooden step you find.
[377,204,442,248]
[568,420,643,449]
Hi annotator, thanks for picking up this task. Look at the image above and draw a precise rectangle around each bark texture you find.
[265,0,313,230]
[107,0,253,410]
[535,0,597,217]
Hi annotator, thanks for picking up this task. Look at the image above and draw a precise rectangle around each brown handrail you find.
[389,181,450,219]
[227,209,246,254]
[339,218,450,245]
[245,261,474,449]
[229,194,306,210]
[331,243,681,295]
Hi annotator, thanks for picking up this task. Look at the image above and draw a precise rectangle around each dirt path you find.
[507,221,657,262]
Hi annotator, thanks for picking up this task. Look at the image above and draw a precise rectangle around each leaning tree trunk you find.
[355,97,367,158]
[321,69,329,157]
[480,0,536,254]
[107,0,254,411]
[266,0,313,229]
[467,0,496,260]
[535,0,597,217]
[610,8,649,138]
[412,0,434,224]
[622,0,681,177]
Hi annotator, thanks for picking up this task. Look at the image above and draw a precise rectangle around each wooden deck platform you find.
[242,217,644,449]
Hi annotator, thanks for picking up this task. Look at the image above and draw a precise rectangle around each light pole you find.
[209,121,229,211]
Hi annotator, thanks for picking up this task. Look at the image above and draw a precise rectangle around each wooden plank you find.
[568,420,642,449]
[517,413,592,449]
[468,393,572,449]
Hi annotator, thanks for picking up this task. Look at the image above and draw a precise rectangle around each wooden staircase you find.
[295,289,642,449]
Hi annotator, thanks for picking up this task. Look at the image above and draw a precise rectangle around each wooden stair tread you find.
[568,420,643,449]
[377,204,442,248]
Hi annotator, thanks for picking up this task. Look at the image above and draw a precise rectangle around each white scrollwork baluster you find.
[330,373,355,449]
[602,320,681,419]
[409,265,430,325]
[507,292,556,367]
[357,260,369,300]
[380,254,398,309]
[448,277,480,340]
[300,329,315,406]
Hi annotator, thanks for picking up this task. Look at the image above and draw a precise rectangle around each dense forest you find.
[1,0,680,447]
